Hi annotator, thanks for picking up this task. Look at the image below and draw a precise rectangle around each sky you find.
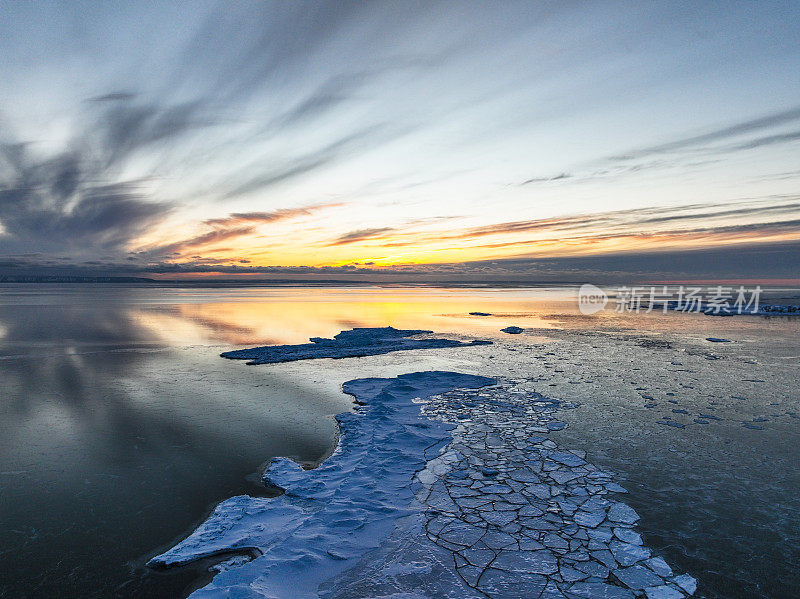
[0,1,799,282]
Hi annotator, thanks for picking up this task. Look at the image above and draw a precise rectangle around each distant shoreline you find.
[0,276,585,288]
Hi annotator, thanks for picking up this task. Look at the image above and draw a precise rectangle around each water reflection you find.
[0,288,374,598]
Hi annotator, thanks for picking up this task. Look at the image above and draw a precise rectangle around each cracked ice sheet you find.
[406,381,695,598]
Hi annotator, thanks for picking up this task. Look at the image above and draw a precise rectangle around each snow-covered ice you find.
[150,367,696,597]
[148,371,494,597]
[220,326,491,364]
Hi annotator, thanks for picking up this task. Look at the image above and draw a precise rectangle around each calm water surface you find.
[0,284,798,598]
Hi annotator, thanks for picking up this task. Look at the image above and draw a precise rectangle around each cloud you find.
[317,196,800,254]
[141,202,343,259]
[462,218,800,252]
[3,2,799,279]
[221,123,410,199]
[520,172,571,185]
[0,140,171,258]
[5,239,800,285]
[520,106,800,186]
[87,92,137,103]
[203,203,343,227]
[146,226,256,257]
[96,99,210,167]
[726,129,800,152]
[0,90,221,261]
[455,197,800,240]
[610,105,800,161]
[330,227,395,245]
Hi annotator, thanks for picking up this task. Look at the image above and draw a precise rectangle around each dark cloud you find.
[88,92,137,103]
[0,81,226,261]
[0,140,171,257]
[4,240,800,285]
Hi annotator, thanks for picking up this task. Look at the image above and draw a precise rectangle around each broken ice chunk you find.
[607,502,640,525]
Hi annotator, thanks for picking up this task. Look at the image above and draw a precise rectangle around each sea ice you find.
[149,371,494,596]
[566,581,635,598]
[221,327,491,364]
[613,564,664,589]
[607,502,640,524]
[673,574,698,594]
[501,326,524,334]
[149,367,695,597]
[645,585,686,599]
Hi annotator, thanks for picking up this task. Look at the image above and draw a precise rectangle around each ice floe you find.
[501,326,524,334]
[220,327,491,364]
[669,302,800,317]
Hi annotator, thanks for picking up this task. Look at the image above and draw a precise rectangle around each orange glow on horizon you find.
[145,226,800,273]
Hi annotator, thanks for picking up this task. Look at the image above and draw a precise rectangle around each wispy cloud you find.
[520,106,800,186]
[330,227,395,245]
[220,123,412,199]
[520,172,571,185]
[317,197,800,252]
[87,92,137,103]
[203,203,343,227]
[610,106,800,161]
[144,202,342,258]
[726,129,800,152]
[146,226,257,257]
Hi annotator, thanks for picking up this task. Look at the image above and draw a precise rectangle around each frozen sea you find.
[0,284,798,598]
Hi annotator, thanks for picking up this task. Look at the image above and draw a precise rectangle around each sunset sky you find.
[1,1,799,281]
